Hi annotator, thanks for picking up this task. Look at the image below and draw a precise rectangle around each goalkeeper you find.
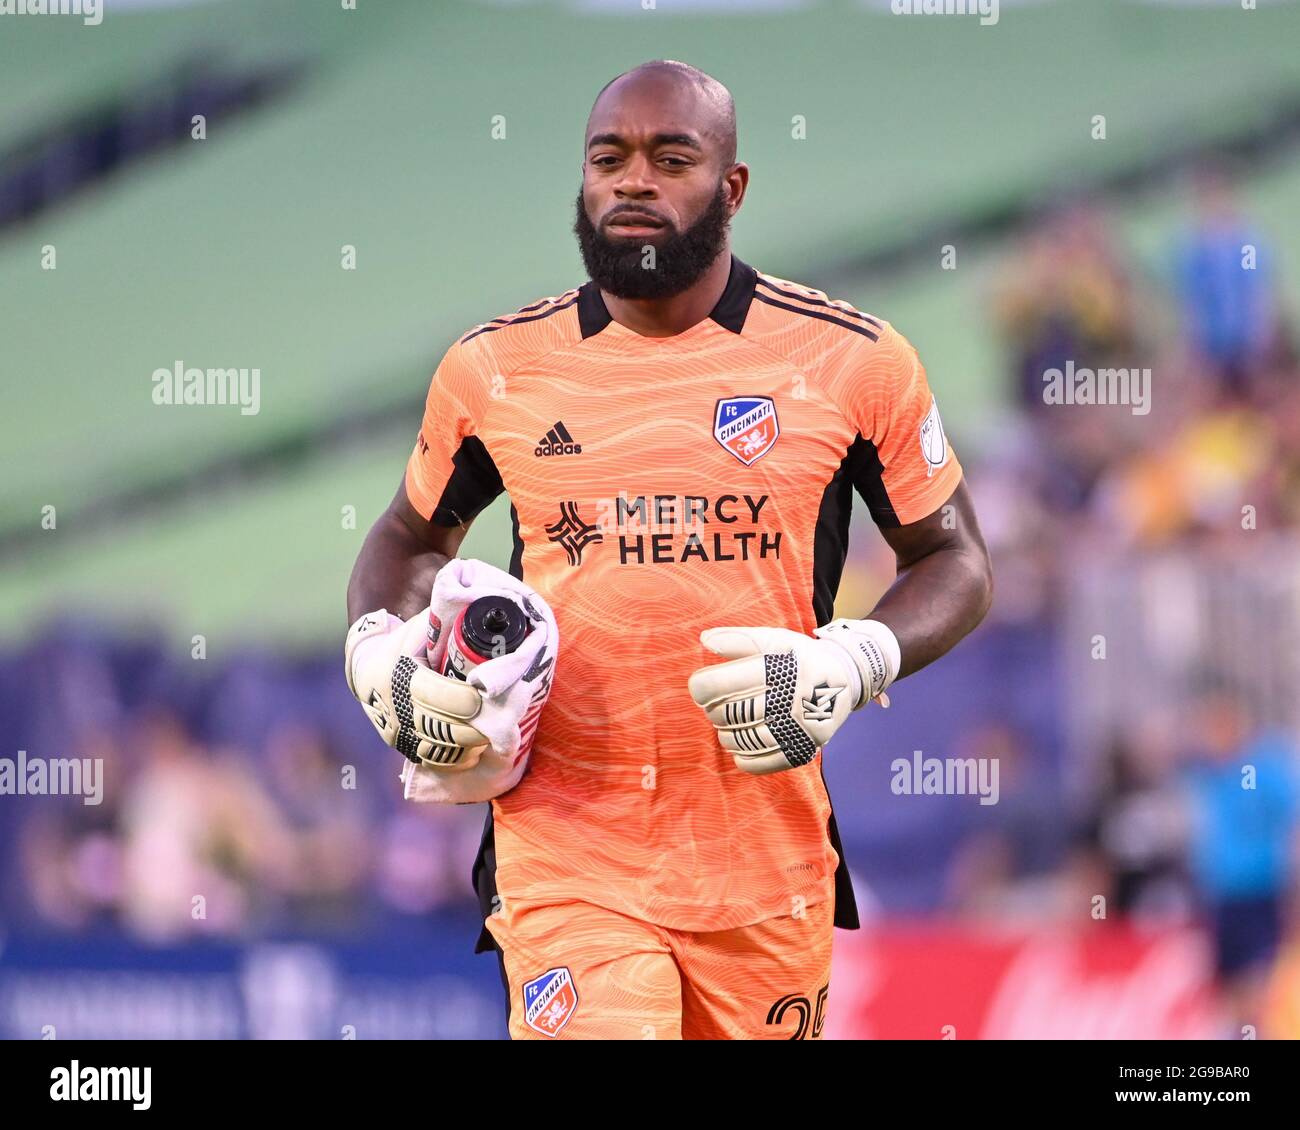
[346,59,992,1040]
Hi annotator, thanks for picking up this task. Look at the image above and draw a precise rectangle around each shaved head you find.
[589,60,737,170]
[577,59,747,301]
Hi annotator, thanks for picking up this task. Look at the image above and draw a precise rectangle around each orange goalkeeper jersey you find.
[402,255,963,948]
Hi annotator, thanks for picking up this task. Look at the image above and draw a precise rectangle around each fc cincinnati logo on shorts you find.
[522,967,579,1037]
[714,396,779,466]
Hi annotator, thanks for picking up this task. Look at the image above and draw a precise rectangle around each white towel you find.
[400,558,559,805]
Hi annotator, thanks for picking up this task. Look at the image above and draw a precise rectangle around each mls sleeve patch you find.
[918,396,948,477]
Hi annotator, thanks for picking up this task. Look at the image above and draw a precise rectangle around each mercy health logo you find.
[547,493,782,567]
[50,1061,151,1110]
[522,967,578,1037]
[714,396,779,466]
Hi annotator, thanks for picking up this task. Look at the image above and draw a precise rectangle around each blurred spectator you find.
[118,710,298,942]
[1076,719,1194,924]
[1264,937,1300,1040]
[941,722,1074,921]
[260,721,374,930]
[1173,165,1283,399]
[1182,691,1300,1038]
[19,729,129,932]
[1092,396,1274,548]
[994,203,1142,413]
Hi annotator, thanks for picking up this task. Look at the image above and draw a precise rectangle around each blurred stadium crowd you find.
[942,168,1300,1037]
[4,165,1297,1037]
[981,170,1299,616]
[5,645,489,940]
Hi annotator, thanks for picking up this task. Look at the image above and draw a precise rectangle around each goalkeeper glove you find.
[345,608,490,769]
[687,618,901,775]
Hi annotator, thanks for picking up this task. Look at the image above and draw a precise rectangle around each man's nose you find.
[612,153,657,196]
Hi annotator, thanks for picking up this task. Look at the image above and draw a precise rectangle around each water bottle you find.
[430,594,531,681]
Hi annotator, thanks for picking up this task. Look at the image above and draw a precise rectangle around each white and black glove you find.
[345,609,489,770]
[687,618,900,775]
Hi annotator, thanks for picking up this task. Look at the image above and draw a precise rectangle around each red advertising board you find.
[825,924,1223,1040]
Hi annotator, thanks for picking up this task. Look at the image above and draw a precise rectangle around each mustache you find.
[603,206,671,229]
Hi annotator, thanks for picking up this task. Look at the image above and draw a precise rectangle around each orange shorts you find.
[484,891,835,1040]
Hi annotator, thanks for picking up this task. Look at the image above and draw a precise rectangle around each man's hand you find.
[687,620,899,775]
[345,609,490,769]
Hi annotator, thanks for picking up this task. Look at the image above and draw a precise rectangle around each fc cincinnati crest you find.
[714,396,780,466]
[522,967,579,1037]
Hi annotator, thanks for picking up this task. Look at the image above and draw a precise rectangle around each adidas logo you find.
[534,420,582,457]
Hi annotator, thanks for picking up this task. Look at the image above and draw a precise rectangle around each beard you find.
[573,182,731,300]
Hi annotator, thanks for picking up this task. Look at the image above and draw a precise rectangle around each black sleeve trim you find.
[821,763,861,931]
[430,434,505,527]
[471,806,500,954]
[507,502,525,580]
[812,457,852,628]
[845,434,899,528]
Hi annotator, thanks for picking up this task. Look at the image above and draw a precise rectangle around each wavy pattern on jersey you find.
[405,264,961,933]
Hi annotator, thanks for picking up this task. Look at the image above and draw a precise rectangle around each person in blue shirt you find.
[1183,690,1300,1037]
[1173,166,1281,398]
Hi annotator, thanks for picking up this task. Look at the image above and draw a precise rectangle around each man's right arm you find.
[343,477,492,772]
[348,335,501,625]
[346,478,471,626]
[340,337,513,774]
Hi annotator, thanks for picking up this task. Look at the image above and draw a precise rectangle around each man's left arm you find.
[688,483,991,775]
[689,322,993,774]
[862,477,992,679]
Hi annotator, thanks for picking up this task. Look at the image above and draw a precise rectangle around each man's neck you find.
[600,249,732,338]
